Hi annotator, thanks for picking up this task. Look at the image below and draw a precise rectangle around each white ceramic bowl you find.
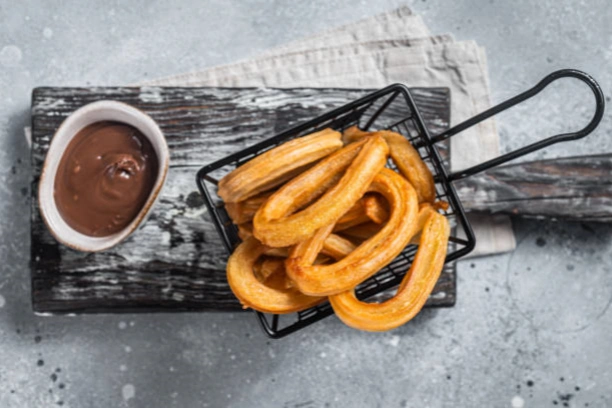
[38,100,169,252]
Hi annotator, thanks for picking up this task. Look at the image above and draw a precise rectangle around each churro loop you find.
[329,211,450,331]
[226,237,324,314]
[218,128,343,203]
[253,136,389,247]
[285,168,419,296]
[381,130,436,203]
[343,127,435,203]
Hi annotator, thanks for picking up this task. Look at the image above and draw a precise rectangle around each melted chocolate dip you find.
[54,121,159,237]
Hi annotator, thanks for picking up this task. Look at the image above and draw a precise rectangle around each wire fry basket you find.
[196,69,604,338]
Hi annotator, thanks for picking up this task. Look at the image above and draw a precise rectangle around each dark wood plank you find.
[457,154,612,222]
[31,86,453,314]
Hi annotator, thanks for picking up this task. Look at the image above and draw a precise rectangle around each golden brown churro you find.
[226,237,324,314]
[343,126,436,203]
[285,169,419,296]
[253,136,388,247]
[329,211,450,331]
[218,127,449,331]
[218,128,343,203]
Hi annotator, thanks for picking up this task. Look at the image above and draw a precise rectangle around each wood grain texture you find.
[457,154,612,221]
[31,86,454,313]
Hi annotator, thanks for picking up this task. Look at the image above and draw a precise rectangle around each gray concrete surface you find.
[1,1,611,407]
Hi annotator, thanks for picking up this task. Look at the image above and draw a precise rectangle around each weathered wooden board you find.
[31,86,454,314]
[457,154,612,222]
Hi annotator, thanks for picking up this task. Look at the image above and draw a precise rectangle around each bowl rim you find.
[38,100,169,252]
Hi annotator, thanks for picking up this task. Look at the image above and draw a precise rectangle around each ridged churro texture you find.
[253,136,388,247]
[218,128,343,203]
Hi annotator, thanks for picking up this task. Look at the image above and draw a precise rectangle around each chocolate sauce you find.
[54,121,158,237]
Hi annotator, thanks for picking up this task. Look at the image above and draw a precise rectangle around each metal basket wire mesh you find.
[196,70,604,338]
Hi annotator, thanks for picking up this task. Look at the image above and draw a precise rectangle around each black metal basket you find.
[196,69,604,338]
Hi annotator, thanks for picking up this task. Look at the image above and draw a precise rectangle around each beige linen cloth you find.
[142,6,515,257]
[26,6,513,256]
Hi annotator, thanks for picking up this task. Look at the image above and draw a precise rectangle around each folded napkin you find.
[141,6,515,257]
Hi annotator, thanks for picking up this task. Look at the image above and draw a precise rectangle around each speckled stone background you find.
[1,1,611,407]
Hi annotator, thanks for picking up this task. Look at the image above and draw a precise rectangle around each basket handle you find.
[433,69,605,181]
